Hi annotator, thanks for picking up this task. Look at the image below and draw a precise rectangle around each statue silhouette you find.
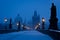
[49,3,58,30]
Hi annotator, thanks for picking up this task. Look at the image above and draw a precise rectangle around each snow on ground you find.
[0,30,53,40]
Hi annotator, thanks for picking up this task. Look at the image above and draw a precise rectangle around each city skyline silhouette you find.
[0,0,60,40]
[0,0,60,23]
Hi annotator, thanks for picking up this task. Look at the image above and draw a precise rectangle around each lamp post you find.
[16,21,20,31]
[16,22,19,26]
[42,18,45,30]
[4,18,8,23]
[4,18,8,30]
[9,18,12,29]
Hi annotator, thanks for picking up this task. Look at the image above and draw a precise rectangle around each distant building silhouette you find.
[15,14,23,24]
[32,10,40,29]
[49,2,58,30]
[14,14,23,30]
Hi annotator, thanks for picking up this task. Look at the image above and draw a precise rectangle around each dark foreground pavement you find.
[0,29,60,40]
[39,30,60,40]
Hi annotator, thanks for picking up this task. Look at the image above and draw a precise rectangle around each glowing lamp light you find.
[4,18,8,22]
[16,23,19,26]
[42,18,45,22]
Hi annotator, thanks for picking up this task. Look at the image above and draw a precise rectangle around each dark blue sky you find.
[0,0,60,23]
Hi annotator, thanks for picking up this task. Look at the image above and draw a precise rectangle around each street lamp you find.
[4,18,8,30]
[9,18,12,29]
[16,21,20,31]
[4,18,8,23]
[42,18,45,22]
[42,18,45,30]
[16,22,19,26]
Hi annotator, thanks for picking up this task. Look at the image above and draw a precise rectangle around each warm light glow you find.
[4,18,7,22]
[16,23,19,26]
[42,18,45,22]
